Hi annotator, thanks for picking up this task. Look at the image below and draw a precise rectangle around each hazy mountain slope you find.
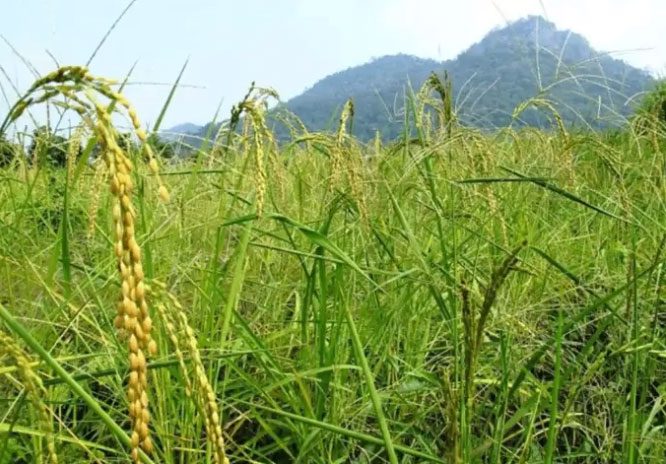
[180,15,653,144]
[275,16,652,140]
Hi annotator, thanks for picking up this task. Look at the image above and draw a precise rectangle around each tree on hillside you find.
[27,126,78,168]
[148,133,177,160]
[0,135,16,167]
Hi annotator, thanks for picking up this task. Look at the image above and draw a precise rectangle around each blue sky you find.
[1,0,664,130]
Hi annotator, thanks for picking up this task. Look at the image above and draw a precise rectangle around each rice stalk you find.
[152,282,229,464]
[0,329,57,464]
[227,84,279,216]
[0,65,169,462]
[85,156,106,239]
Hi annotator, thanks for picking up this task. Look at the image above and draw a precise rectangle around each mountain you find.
[185,16,655,143]
[161,122,203,142]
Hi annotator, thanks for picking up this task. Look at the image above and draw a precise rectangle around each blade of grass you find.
[544,307,563,464]
[343,298,399,464]
[86,0,138,66]
[150,59,189,134]
[500,165,625,220]
[244,402,442,462]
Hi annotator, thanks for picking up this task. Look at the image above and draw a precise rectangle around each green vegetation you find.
[633,80,666,135]
[0,134,18,168]
[27,127,80,169]
[0,64,665,463]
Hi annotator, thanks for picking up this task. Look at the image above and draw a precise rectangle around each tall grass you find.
[0,66,665,463]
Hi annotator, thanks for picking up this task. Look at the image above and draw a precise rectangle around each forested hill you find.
[170,15,654,142]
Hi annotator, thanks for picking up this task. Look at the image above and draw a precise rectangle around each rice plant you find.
[0,65,665,464]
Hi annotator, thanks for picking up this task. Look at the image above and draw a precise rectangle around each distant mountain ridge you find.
[160,122,202,143]
[167,16,654,142]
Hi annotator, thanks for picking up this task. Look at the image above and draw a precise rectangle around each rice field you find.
[0,67,665,463]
